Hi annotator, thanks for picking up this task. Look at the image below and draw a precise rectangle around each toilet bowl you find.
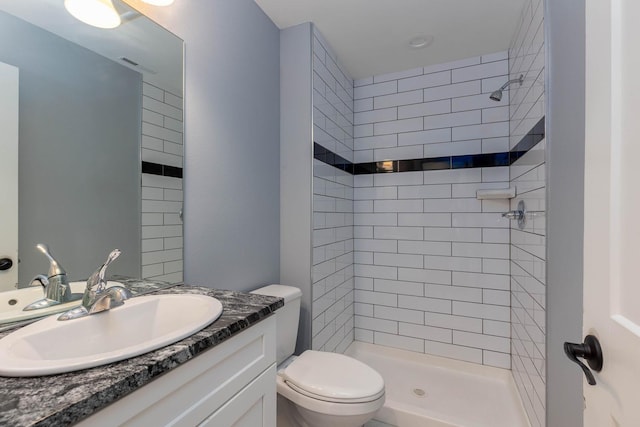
[251,285,385,427]
[278,350,385,427]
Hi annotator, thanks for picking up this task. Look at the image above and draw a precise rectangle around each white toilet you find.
[251,285,385,427]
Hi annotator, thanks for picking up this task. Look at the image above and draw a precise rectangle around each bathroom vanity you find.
[0,285,283,426]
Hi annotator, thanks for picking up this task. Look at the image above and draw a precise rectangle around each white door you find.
[0,61,19,291]
[583,1,640,425]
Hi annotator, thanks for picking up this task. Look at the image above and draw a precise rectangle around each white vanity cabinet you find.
[77,315,277,427]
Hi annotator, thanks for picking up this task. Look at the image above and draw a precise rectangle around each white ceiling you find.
[254,0,527,79]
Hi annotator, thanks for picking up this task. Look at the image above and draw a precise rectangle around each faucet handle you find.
[29,274,49,288]
[36,243,67,278]
[24,245,77,311]
[86,249,121,294]
[60,250,126,321]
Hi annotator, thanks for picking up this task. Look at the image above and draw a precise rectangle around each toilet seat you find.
[285,380,385,403]
[280,350,385,403]
[277,375,385,418]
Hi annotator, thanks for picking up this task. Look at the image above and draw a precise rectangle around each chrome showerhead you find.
[489,74,523,102]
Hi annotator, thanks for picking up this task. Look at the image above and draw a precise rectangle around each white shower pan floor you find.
[345,342,530,427]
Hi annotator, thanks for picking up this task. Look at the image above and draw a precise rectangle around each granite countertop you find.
[0,285,284,427]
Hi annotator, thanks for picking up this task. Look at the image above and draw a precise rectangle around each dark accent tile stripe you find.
[353,162,383,174]
[353,160,397,174]
[142,161,183,178]
[141,161,162,175]
[351,153,508,175]
[164,165,183,178]
[509,116,545,165]
[453,152,510,169]
[313,143,354,174]
[400,157,451,172]
[313,115,545,175]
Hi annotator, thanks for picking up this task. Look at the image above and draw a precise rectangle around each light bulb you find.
[64,0,121,29]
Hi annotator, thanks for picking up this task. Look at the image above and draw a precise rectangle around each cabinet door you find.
[200,364,276,427]
[77,316,276,427]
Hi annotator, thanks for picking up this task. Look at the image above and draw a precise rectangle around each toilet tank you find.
[250,284,302,365]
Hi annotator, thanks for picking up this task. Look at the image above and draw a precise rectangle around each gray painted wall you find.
[140,0,281,291]
[0,12,141,283]
[545,0,585,426]
[280,23,313,354]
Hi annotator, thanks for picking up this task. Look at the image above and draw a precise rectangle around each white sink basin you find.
[0,281,123,324]
[0,293,223,376]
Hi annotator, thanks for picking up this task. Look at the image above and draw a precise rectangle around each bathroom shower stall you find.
[280,0,545,425]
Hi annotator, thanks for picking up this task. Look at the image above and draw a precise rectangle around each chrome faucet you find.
[58,249,131,321]
[24,244,81,311]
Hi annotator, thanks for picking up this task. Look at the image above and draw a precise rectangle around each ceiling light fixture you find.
[64,0,121,29]
[408,35,434,49]
[141,0,175,6]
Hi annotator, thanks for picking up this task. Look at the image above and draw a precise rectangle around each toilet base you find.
[277,394,299,427]
[293,403,376,427]
[277,393,379,427]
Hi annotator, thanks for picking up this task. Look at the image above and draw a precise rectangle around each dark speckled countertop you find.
[0,285,283,427]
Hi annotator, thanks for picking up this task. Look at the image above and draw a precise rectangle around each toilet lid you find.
[282,350,384,402]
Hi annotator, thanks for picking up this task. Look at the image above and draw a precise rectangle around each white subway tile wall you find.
[141,80,184,284]
[353,53,509,163]
[312,28,355,353]
[353,52,512,369]
[508,0,546,425]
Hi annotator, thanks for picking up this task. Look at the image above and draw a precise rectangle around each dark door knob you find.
[0,258,13,271]
[564,334,603,385]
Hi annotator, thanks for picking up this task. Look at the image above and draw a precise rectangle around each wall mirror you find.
[0,0,184,323]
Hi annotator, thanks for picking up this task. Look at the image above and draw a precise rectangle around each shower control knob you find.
[564,335,603,386]
[0,258,13,271]
[501,210,524,220]
[501,200,527,229]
